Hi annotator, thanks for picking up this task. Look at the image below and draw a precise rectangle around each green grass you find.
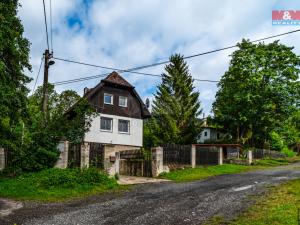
[0,168,121,202]
[159,164,253,182]
[206,179,300,225]
[159,157,300,182]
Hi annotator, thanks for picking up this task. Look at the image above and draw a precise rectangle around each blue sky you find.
[19,0,300,115]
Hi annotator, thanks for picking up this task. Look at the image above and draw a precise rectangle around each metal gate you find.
[119,150,152,177]
[162,144,191,165]
[196,146,219,165]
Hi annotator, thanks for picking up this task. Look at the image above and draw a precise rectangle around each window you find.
[118,119,130,133]
[104,93,113,105]
[204,131,208,137]
[100,117,113,131]
[119,96,128,107]
[217,133,220,139]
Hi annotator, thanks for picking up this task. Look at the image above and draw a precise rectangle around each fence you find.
[195,146,219,165]
[162,144,191,166]
[253,149,285,159]
[68,143,81,168]
[89,142,104,168]
[119,150,152,177]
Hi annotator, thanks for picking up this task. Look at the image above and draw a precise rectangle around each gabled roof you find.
[84,71,151,119]
[103,71,133,87]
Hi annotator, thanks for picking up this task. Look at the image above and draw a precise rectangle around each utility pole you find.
[42,49,54,125]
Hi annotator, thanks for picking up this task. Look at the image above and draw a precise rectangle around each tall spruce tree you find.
[151,54,202,144]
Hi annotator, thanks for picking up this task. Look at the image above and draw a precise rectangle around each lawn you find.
[159,157,299,182]
[0,168,121,202]
[206,179,300,225]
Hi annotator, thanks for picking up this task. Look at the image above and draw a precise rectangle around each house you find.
[198,119,223,143]
[83,71,150,149]
[59,71,151,173]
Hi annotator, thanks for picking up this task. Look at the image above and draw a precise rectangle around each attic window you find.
[119,96,128,107]
[104,93,113,105]
[204,131,208,137]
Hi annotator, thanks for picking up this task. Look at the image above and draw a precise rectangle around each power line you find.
[52,28,300,86]
[42,0,50,50]
[32,56,44,93]
[53,71,219,86]
[50,0,53,51]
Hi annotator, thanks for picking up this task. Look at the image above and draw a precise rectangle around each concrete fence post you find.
[55,141,69,169]
[81,142,90,169]
[0,148,5,171]
[218,147,223,165]
[247,150,253,165]
[191,145,196,168]
[115,152,120,176]
[151,146,164,177]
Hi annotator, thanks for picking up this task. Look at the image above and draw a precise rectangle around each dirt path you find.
[1,163,300,225]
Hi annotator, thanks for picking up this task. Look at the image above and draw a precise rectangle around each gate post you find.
[81,142,90,169]
[0,148,5,171]
[191,145,196,168]
[218,147,223,165]
[247,150,253,165]
[151,147,164,177]
[115,152,120,176]
[55,140,69,169]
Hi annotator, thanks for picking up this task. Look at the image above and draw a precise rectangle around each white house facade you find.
[84,114,143,147]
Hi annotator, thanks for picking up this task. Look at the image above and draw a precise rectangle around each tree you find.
[150,54,202,145]
[212,40,300,148]
[0,1,31,148]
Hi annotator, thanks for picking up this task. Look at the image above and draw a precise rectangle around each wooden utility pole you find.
[42,49,52,125]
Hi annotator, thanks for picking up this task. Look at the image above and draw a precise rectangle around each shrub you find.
[281,147,296,157]
[21,168,117,189]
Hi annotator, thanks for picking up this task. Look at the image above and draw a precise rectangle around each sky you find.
[18,0,300,116]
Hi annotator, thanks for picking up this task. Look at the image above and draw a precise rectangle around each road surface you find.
[1,163,300,225]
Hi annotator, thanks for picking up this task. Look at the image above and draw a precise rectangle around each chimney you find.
[84,87,90,95]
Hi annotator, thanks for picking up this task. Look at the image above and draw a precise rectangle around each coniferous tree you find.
[151,54,202,144]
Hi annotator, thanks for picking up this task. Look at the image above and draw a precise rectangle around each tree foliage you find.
[148,54,202,145]
[213,40,300,148]
[0,1,96,174]
[0,0,31,148]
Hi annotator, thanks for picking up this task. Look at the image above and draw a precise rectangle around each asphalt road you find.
[2,163,300,225]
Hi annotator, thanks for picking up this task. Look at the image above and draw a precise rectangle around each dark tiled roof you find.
[103,71,133,87]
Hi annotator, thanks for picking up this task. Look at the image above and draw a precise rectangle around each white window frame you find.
[104,93,113,105]
[100,117,113,132]
[119,96,128,107]
[118,119,130,134]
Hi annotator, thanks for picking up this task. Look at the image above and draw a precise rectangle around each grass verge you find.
[206,179,300,225]
[159,164,252,182]
[0,168,121,202]
[159,157,300,182]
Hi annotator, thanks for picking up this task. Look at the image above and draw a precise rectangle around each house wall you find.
[84,113,143,147]
[198,128,221,143]
[198,128,212,143]
[87,85,143,119]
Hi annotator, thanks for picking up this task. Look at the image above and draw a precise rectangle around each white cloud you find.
[18,0,300,115]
